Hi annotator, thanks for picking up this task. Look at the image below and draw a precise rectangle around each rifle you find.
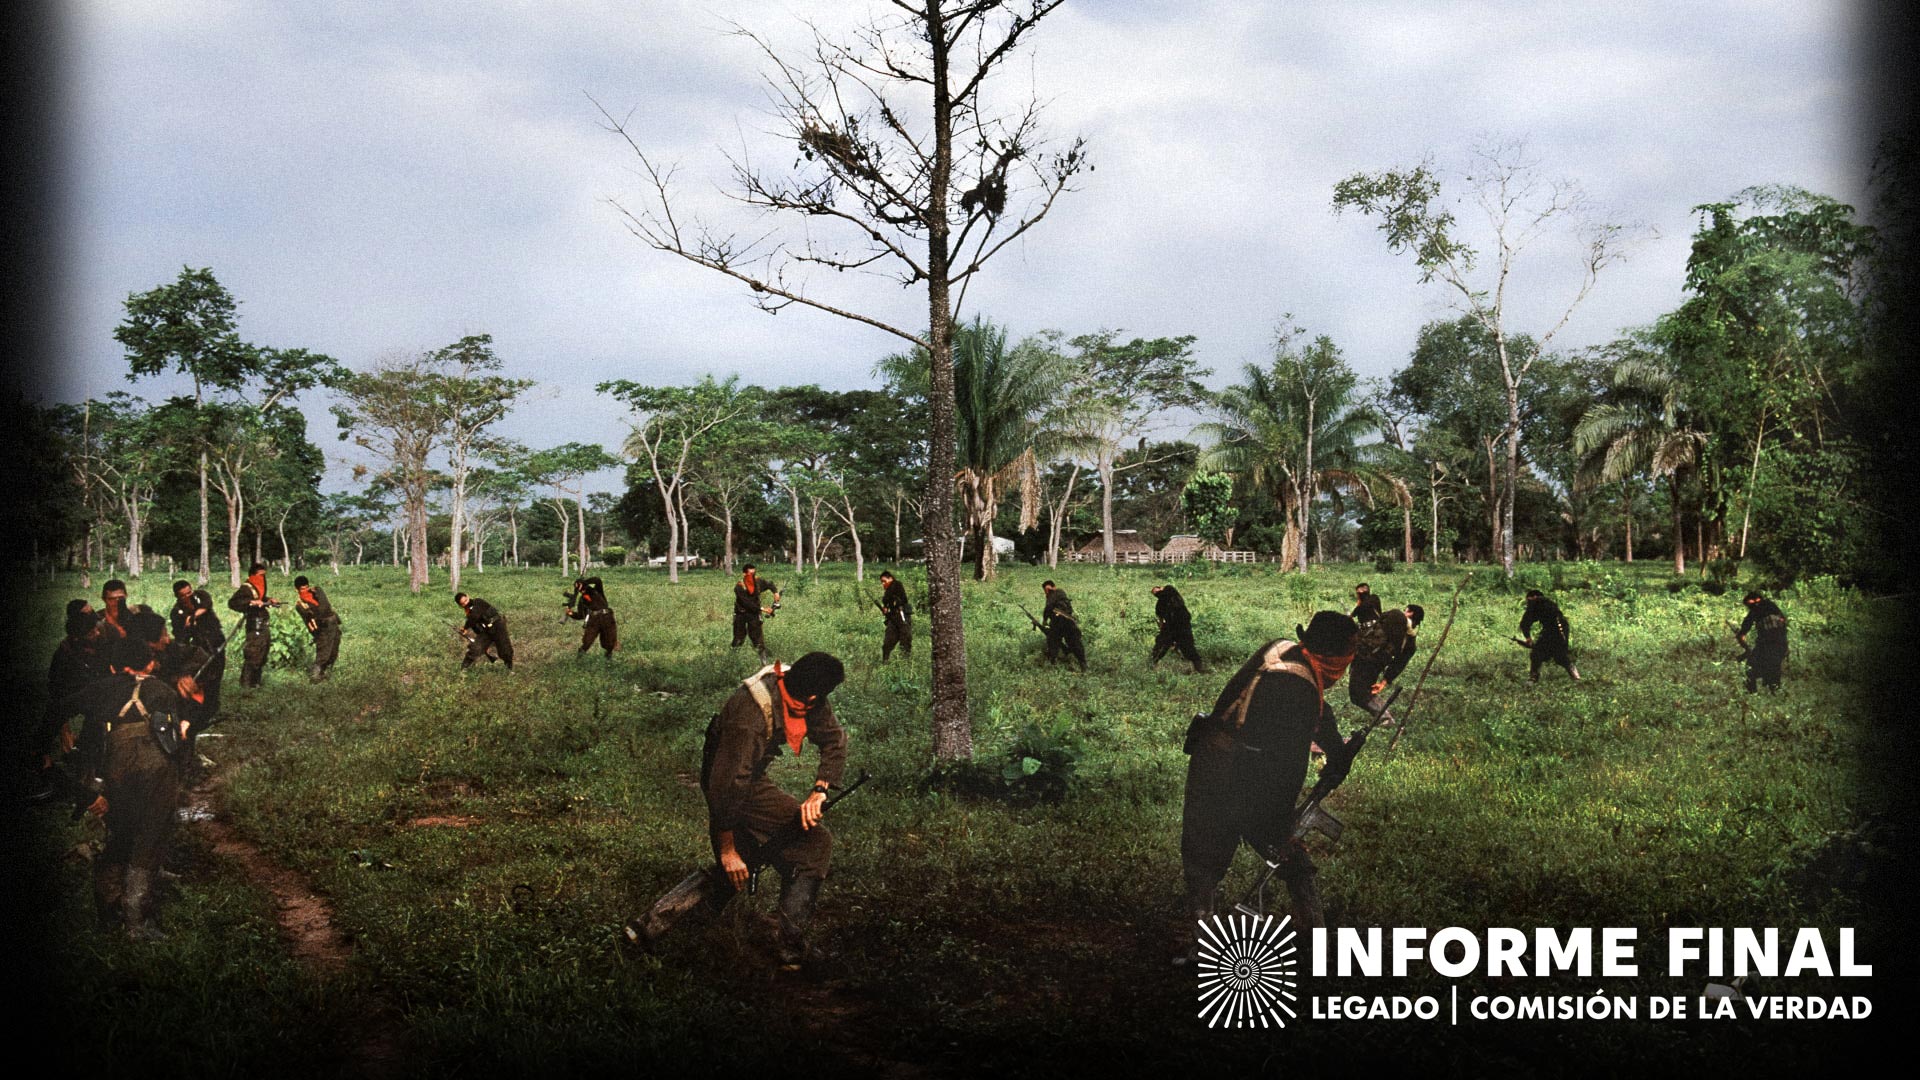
[1505,635,1531,649]
[1015,603,1044,632]
[747,769,872,895]
[190,617,245,681]
[1382,572,1470,759]
[448,620,498,662]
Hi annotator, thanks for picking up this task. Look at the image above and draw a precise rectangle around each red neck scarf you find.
[1303,648,1355,690]
[298,586,318,607]
[248,573,268,602]
[772,662,809,754]
[743,569,758,596]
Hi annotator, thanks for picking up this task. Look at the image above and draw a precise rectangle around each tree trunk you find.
[278,510,291,573]
[789,483,804,576]
[409,493,430,592]
[509,506,519,567]
[923,6,971,761]
[1401,494,1414,564]
[723,504,735,572]
[226,491,244,587]
[1623,481,1634,563]
[578,496,590,571]
[1669,475,1685,575]
[198,448,210,586]
[1099,450,1115,565]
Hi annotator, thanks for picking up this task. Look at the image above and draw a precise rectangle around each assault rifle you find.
[1015,603,1044,632]
[747,769,872,895]
[1232,574,1470,918]
[448,621,498,662]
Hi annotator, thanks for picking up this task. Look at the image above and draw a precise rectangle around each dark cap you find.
[1742,591,1766,604]
[1294,610,1359,655]
[66,608,99,639]
[784,652,845,701]
[111,635,157,671]
[294,575,311,588]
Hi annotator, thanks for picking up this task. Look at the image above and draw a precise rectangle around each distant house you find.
[1159,534,1256,563]
[647,553,706,569]
[1070,529,1156,563]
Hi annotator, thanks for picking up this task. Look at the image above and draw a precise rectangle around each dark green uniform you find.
[1151,586,1203,672]
[1348,608,1411,710]
[170,589,226,717]
[880,577,912,660]
[566,577,618,657]
[732,574,775,658]
[294,586,342,682]
[55,673,187,938]
[702,667,849,882]
[1738,598,1788,693]
[460,597,514,670]
[1042,587,1086,670]
[1520,594,1576,682]
[226,582,273,687]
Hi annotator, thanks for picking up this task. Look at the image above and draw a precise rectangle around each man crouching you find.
[627,651,848,970]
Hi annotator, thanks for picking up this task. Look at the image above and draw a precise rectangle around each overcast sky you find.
[44,0,1871,494]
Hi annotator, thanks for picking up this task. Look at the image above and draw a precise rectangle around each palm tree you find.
[1196,332,1375,570]
[882,317,1089,579]
[1573,355,1707,574]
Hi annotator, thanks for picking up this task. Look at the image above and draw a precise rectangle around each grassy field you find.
[13,560,1901,1075]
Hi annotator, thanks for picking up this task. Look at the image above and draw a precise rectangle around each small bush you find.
[1372,555,1396,573]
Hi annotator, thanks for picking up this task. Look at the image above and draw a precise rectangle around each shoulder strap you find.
[117,678,150,719]
[1224,639,1315,731]
[742,665,778,738]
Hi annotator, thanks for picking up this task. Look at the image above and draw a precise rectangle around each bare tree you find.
[1335,138,1636,576]
[599,377,750,583]
[432,334,533,593]
[596,1,1085,760]
[333,353,444,593]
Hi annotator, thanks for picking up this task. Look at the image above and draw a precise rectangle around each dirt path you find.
[185,772,409,1076]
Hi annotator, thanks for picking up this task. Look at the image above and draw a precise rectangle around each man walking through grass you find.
[226,562,278,688]
[1519,589,1580,683]
[1149,584,1203,673]
[1176,611,1361,959]
[879,570,913,661]
[626,651,848,970]
[731,564,778,662]
[1041,580,1086,671]
[565,575,618,659]
[293,575,342,682]
[1736,590,1788,693]
[455,592,514,671]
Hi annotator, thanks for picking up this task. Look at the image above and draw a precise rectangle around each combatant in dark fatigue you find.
[1520,589,1580,683]
[1736,591,1788,693]
[1350,582,1382,625]
[98,579,131,642]
[565,575,618,658]
[878,570,912,661]
[1150,584,1204,673]
[171,580,226,718]
[731,564,778,662]
[1178,612,1361,957]
[30,604,106,798]
[293,576,342,682]
[227,563,278,688]
[626,652,849,969]
[1349,605,1416,711]
[455,593,514,671]
[53,635,191,940]
[1041,581,1086,671]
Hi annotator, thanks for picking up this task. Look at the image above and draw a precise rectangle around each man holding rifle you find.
[626,651,849,970]
[226,562,279,688]
[292,575,342,682]
[1177,611,1361,961]
[170,580,226,716]
[878,570,912,661]
[565,575,618,659]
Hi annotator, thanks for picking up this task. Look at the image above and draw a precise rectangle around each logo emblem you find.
[1195,913,1300,1028]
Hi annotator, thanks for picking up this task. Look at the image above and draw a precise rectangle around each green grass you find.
[14,560,1897,1075]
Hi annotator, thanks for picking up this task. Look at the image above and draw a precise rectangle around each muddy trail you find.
[185,769,410,1077]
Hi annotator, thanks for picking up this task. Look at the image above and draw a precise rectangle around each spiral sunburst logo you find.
[1195,913,1300,1028]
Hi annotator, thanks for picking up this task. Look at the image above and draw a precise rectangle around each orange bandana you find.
[298,586,318,607]
[1304,648,1355,690]
[773,662,809,754]
[248,573,268,602]
[743,569,758,596]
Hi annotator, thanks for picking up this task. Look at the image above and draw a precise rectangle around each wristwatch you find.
[811,782,830,797]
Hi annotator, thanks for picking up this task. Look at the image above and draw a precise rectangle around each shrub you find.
[1372,554,1396,574]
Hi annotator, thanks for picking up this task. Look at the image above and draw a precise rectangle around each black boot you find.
[1172,881,1216,968]
[1283,867,1326,930]
[775,874,823,970]
[624,867,724,951]
[124,867,166,942]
